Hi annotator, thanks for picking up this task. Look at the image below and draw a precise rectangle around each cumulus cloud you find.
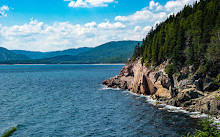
[0,19,145,51]
[115,0,199,26]
[0,5,9,17]
[134,26,142,32]
[149,1,159,10]
[143,26,152,32]
[149,0,200,13]
[84,22,97,27]
[115,10,167,25]
[67,0,115,8]
[164,0,199,13]
[98,21,126,29]
[149,1,164,11]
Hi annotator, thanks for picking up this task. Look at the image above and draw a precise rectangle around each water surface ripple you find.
[0,65,199,137]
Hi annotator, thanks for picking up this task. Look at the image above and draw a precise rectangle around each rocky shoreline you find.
[102,59,220,118]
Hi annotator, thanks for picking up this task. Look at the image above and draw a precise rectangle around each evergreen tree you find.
[134,0,219,77]
[132,43,140,60]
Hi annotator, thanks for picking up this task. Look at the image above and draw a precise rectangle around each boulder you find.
[152,85,172,100]
[191,72,204,82]
[191,73,219,91]
[203,77,219,91]
[178,79,190,90]
[161,78,171,89]
[194,78,203,91]
[190,91,220,115]
[167,88,203,107]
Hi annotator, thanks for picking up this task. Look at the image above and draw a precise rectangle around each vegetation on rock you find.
[183,117,220,137]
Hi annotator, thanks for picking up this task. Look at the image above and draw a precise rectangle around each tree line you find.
[132,0,220,78]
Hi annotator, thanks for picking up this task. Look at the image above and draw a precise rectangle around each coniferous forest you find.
[133,0,220,79]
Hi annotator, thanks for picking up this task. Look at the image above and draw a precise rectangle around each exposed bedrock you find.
[102,59,220,116]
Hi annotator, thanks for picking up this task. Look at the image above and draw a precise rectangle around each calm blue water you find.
[0,65,199,137]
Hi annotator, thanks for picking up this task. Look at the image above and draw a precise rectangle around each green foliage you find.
[199,62,209,74]
[137,0,220,78]
[206,29,220,76]
[12,48,92,60]
[0,41,140,64]
[215,95,220,101]
[55,40,140,64]
[1,127,17,137]
[145,62,151,68]
[165,64,175,77]
[183,117,220,137]
[132,42,141,61]
[0,47,30,61]
[216,74,220,83]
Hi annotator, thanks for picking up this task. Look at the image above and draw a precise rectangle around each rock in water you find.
[102,58,220,117]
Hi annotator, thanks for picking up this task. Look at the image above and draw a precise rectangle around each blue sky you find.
[0,0,199,51]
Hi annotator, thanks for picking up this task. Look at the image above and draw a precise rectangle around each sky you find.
[0,0,199,52]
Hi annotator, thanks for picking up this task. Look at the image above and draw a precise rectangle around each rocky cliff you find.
[103,59,220,117]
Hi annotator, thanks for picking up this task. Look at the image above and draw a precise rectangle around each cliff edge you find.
[103,59,220,117]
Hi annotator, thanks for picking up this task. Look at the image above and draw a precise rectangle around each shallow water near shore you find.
[0,65,201,137]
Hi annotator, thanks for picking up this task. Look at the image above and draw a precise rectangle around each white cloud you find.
[115,0,199,27]
[115,9,167,25]
[165,0,199,13]
[67,0,115,8]
[0,5,9,17]
[143,26,152,32]
[148,0,199,13]
[134,26,142,32]
[156,5,164,11]
[68,0,88,8]
[149,0,159,10]
[84,22,97,27]
[0,19,144,52]
[149,0,164,11]
[98,21,126,29]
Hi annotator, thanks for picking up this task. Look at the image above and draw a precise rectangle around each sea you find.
[0,64,201,137]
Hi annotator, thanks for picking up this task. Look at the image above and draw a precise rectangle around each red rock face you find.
[102,59,220,117]
[102,59,172,98]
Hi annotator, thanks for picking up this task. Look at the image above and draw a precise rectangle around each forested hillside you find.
[11,50,46,59]
[0,41,139,64]
[0,47,30,61]
[133,0,220,78]
[42,40,140,63]
[12,47,92,59]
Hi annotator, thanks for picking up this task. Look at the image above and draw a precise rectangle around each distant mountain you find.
[0,47,30,61]
[12,47,92,59]
[1,40,140,64]
[42,47,92,59]
[44,41,140,63]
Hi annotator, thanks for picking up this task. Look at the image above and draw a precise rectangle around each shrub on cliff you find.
[165,64,175,77]
[183,117,220,137]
